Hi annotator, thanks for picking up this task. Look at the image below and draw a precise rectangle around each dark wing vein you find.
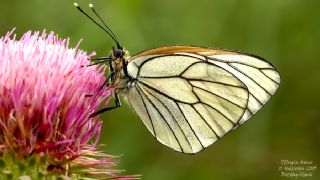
[137,54,203,77]
[202,104,227,134]
[138,80,236,125]
[231,62,280,87]
[138,81,199,104]
[140,76,246,90]
[136,84,183,152]
[191,104,220,139]
[249,92,263,106]
[176,102,205,149]
[191,84,246,109]
[134,86,156,137]
[222,61,279,84]
[138,84,193,152]
[186,78,246,89]
[260,70,280,85]
[246,108,253,115]
[228,63,272,96]
[200,101,236,126]
[178,61,205,76]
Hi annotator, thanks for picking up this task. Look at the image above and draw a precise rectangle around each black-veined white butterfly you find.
[74,3,280,154]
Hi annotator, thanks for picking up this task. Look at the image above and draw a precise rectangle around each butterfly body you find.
[108,48,131,91]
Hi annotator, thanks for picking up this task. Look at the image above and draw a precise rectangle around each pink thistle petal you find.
[0,29,134,179]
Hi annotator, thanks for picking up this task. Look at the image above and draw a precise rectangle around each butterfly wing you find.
[125,46,280,154]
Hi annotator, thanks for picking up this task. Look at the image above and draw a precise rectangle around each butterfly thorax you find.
[110,48,132,91]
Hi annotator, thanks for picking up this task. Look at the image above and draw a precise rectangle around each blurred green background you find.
[1,0,319,179]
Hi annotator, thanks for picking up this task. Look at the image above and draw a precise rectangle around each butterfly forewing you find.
[124,45,279,154]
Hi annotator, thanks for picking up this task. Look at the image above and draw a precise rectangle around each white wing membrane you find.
[125,46,280,154]
[139,55,200,77]
[140,77,198,103]
[204,52,280,124]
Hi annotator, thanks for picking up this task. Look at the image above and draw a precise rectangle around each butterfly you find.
[74,3,280,154]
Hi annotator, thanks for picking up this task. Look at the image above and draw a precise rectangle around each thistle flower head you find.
[0,29,134,179]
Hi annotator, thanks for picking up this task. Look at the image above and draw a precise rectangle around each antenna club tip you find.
[89,3,94,8]
[74,2,79,7]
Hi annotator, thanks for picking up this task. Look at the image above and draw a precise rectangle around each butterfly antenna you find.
[89,4,121,49]
[74,3,121,48]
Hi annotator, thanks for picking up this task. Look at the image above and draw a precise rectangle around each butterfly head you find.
[111,46,125,59]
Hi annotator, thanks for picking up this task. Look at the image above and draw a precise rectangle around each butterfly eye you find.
[113,48,124,58]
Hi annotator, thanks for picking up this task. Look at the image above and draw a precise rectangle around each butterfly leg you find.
[87,57,112,66]
[87,60,109,67]
[91,57,110,61]
[88,58,119,118]
[85,72,114,97]
[89,92,121,118]
[98,71,114,91]
[96,57,114,90]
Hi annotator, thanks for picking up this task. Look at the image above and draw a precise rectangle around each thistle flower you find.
[0,29,135,179]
